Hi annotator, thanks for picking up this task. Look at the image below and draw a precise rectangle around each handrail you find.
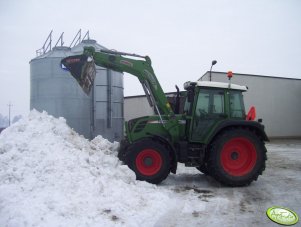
[69,29,81,48]
[36,30,53,56]
[54,32,64,47]
[82,30,90,40]
[35,30,92,56]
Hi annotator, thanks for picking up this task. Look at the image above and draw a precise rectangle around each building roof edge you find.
[200,71,301,81]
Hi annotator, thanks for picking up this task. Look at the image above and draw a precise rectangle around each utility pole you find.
[8,102,12,126]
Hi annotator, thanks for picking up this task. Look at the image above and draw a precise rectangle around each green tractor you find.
[61,47,268,186]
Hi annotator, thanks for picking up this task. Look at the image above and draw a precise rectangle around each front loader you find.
[61,47,268,186]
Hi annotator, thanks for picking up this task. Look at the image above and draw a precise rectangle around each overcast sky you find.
[0,0,300,117]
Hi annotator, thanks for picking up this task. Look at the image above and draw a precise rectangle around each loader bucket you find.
[61,55,96,95]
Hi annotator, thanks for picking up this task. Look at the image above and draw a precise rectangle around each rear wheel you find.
[127,139,171,184]
[208,129,267,186]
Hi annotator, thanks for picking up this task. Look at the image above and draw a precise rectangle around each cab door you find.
[190,88,226,143]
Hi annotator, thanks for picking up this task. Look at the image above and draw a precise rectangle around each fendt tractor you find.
[61,47,268,186]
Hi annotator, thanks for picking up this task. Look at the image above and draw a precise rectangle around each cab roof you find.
[184,81,248,91]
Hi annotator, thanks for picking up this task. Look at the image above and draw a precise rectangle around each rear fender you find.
[207,120,269,145]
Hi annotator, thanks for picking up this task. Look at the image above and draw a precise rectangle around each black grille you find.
[133,120,148,133]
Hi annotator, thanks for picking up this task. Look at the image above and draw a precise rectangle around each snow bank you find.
[0,110,175,227]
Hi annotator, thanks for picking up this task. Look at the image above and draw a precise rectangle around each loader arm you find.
[61,47,180,141]
[86,47,173,117]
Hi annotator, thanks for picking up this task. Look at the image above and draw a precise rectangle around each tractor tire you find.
[127,139,171,184]
[207,129,267,187]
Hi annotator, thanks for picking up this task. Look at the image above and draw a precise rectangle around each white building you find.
[124,72,301,139]
[124,95,154,121]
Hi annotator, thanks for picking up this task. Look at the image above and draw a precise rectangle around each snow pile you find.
[0,110,175,227]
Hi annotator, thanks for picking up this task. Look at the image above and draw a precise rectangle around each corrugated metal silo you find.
[30,32,124,142]
[30,46,92,138]
[71,39,124,141]
[93,68,124,142]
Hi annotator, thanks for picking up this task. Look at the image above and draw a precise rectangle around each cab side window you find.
[229,91,245,118]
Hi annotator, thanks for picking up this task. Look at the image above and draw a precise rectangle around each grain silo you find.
[30,31,124,141]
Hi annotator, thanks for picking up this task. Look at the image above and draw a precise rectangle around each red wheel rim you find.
[136,149,162,176]
[221,137,257,176]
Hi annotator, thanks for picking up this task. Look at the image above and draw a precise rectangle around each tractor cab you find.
[183,80,248,143]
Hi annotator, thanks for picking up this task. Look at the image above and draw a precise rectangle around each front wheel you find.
[127,139,171,184]
[208,129,267,186]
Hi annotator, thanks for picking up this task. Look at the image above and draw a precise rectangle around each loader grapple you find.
[61,55,96,95]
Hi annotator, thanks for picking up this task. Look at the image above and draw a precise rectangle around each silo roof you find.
[31,46,71,61]
[71,39,107,54]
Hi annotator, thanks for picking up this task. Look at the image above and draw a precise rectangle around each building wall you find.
[124,96,153,121]
[124,92,182,122]
[201,72,301,138]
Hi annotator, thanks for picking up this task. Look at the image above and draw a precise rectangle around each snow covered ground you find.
[0,111,300,227]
